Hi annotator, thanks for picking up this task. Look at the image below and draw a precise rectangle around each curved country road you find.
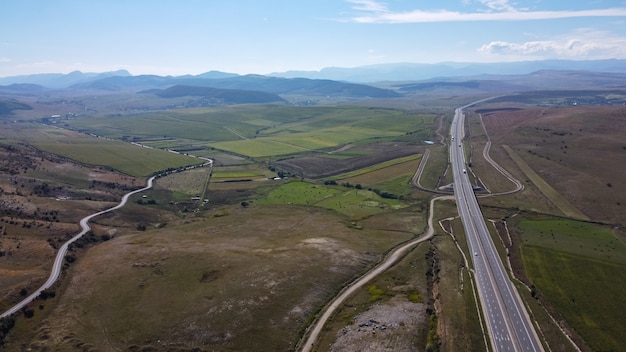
[299,195,454,352]
[1,176,156,318]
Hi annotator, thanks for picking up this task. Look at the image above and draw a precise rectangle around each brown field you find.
[4,204,416,352]
[274,142,423,179]
[339,157,421,186]
[475,105,626,225]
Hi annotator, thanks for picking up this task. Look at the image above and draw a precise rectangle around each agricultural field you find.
[0,123,200,177]
[255,181,408,219]
[274,142,423,179]
[60,105,436,159]
[512,217,626,352]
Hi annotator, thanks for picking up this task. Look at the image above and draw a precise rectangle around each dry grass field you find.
[0,142,145,314]
[477,105,626,225]
[5,204,417,352]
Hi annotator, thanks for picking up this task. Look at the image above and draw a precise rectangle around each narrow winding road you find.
[1,176,156,318]
[299,195,453,352]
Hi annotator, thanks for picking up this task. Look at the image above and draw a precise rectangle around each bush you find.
[40,288,56,300]
[0,316,16,344]
[23,307,34,318]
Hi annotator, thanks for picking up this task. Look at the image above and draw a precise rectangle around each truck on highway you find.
[463,168,467,174]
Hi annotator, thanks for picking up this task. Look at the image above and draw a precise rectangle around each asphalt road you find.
[451,106,543,352]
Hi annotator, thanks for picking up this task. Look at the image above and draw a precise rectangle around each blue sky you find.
[2,0,626,77]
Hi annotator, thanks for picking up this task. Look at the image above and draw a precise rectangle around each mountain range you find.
[3,59,626,88]
[1,59,626,106]
[269,59,626,82]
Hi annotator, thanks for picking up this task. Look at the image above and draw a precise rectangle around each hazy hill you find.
[0,99,32,115]
[271,59,626,82]
[0,70,132,88]
[183,75,402,98]
[147,85,286,104]
[0,83,48,95]
[69,74,401,98]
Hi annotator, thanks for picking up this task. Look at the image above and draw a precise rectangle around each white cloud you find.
[344,0,626,23]
[347,0,389,14]
[478,29,626,59]
[478,0,517,12]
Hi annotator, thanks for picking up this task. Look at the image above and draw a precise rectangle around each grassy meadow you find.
[516,217,626,351]
[255,181,408,219]
[6,204,417,352]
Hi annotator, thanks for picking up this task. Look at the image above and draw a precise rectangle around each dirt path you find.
[298,195,454,352]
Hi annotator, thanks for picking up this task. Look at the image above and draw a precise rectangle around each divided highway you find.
[451,106,543,352]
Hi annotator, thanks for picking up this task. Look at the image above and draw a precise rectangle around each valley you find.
[0,69,625,352]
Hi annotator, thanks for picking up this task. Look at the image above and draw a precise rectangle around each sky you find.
[2,0,626,77]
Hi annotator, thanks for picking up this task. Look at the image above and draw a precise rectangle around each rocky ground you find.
[330,295,426,352]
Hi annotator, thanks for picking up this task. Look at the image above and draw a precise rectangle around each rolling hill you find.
[146,85,286,104]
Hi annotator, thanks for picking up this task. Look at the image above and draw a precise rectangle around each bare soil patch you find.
[275,142,422,179]
[329,296,426,352]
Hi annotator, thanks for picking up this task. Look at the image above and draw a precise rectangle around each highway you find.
[451,106,543,352]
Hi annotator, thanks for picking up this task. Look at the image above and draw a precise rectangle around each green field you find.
[4,124,200,177]
[64,105,436,158]
[519,218,626,263]
[35,139,199,177]
[518,218,626,351]
[256,181,407,218]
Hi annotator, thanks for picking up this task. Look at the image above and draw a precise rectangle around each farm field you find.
[514,217,626,352]
[255,181,408,219]
[0,124,200,177]
[61,105,436,159]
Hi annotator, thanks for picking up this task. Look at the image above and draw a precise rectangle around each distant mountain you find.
[70,75,172,90]
[147,85,286,104]
[70,74,401,98]
[180,75,402,98]
[3,59,626,98]
[0,70,132,88]
[192,71,240,79]
[0,83,48,93]
[270,59,626,82]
